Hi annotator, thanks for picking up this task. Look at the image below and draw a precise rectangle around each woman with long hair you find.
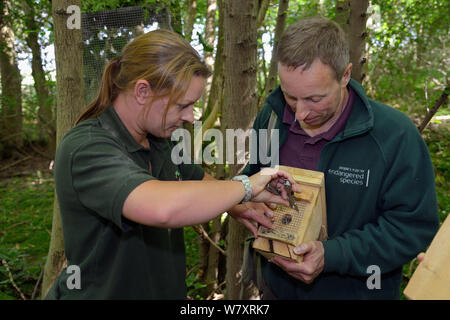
[46,29,297,299]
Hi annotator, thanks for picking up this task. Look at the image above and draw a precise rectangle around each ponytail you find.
[75,56,122,124]
[75,30,211,126]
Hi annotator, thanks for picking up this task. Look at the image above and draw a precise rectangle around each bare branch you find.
[418,86,449,133]
[192,224,226,256]
[2,259,27,300]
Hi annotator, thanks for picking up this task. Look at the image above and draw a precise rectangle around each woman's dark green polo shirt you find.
[46,106,204,299]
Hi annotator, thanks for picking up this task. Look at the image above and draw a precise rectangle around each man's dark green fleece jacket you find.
[243,79,439,299]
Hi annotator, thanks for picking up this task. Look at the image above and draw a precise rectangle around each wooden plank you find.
[294,189,313,202]
[292,174,323,187]
[278,165,324,187]
[252,237,303,262]
[272,240,291,258]
[319,184,328,239]
[403,215,450,300]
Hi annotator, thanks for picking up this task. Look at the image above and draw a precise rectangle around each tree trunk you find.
[183,0,197,41]
[256,0,270,29]
[264,0,289,96]
[201,0,226,298]
[334,0,369,83]
[197,222,210,284]
[164,1,183,35]
[334,0,350,35]
[41,0,85,299]
[0,0,23,157]
[201,0,224,134]
[223,0,259,300]
[204,0,216,69]
[199,0,216,112]
[348,0,369,83]
[22,0,55,154]
[204,216,222,295]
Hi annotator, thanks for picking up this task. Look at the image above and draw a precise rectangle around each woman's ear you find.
[134,80,152,105]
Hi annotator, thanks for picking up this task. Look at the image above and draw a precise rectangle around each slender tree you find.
[41,0,84,298]
[183,0,197,42]
[222,0,259,300]
[201,0,224,296]
[264,0,289,96]
[334,0,369,83]
[21,0,55,154]
[0,0,23,157]
[335,0,350,34]
[348,0,369,83]
[256,0,270,28]
[200,0,223,135]
[199,0,216,111]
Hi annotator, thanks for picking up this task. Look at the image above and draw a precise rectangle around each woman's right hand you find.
[249,167,300,206]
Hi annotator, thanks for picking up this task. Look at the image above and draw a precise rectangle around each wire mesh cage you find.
[81,5,171,104]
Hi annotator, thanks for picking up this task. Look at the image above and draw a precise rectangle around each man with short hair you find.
[241,16,439,299]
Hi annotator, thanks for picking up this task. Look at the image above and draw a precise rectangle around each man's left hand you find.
[270,241,325,284]
[227,202,274,237]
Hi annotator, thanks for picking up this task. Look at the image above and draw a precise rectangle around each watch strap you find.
[231,175,252,204]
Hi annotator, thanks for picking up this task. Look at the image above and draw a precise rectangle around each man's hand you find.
[417,252,425,263]
[270,241,325,284]
[227,202,274,237]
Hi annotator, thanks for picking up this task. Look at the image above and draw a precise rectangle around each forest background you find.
[0,0,448,300]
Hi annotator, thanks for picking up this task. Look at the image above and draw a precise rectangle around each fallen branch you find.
[418,86,449,134]
[206,280,226,300]
[0,156,32,172]
[1,259,27,300]
[186,264,200,278]
[6,220,32,230]
[31,263,44,300]
[192,224,226,256]
[28,143,53,160]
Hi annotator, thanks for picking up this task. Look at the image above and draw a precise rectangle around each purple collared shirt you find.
[279,87,355,170]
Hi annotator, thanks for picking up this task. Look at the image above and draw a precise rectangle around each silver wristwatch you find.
[231,175,252,204]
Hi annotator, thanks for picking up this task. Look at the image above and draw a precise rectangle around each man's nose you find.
[295,101,311,121]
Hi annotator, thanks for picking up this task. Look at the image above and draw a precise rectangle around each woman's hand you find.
[249,167,300,206]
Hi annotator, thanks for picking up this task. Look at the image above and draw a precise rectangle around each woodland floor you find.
[0,120,448,299]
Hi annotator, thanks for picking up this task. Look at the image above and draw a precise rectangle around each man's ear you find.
[134,79,151,105]
[341,63,352,87]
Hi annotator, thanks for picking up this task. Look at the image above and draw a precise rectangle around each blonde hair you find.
[76,29,211,124]
[277,16,349,80]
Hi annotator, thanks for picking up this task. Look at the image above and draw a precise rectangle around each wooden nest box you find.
[253,166,328,263]
[403,215,450,300]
